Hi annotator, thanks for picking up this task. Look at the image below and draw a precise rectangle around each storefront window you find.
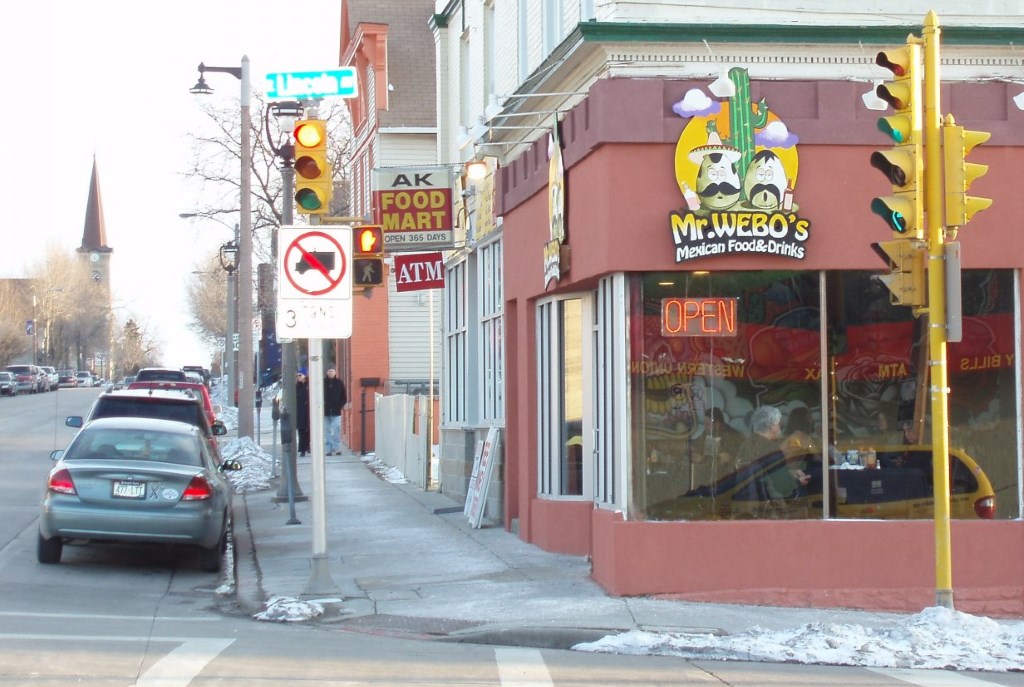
[632,269,1019,522]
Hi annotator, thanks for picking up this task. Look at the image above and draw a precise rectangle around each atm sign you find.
[661,297,738,337]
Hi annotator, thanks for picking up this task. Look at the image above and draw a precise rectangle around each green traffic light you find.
[295,189,324,211]
[870,198,908,233]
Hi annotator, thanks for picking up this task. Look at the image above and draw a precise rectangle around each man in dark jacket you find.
[323,367,347,455]
[295,368,311,456]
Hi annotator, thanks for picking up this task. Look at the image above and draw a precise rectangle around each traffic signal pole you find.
[922,11,954,610]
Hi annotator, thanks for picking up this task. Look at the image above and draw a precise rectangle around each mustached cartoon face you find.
[695,153,741,210]
[743,150,787,210]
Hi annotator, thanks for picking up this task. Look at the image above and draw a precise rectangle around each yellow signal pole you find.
[922,10,954,610]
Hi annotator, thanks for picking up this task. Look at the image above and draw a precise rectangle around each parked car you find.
[135,367,188,383]
[37,416,241,571]
[39,366,59,391]
[0,372,17,396]
[57,370,78,388]
[7,365,43,394]
[128,380,219,428]
[75,371,94,388]
[182,365,212,388]
[648,444,996,521]
[66,388,228,459]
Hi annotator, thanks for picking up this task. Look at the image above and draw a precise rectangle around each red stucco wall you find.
[499,77,1024,615]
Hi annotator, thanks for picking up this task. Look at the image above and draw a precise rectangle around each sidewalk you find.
[230,444,912,648]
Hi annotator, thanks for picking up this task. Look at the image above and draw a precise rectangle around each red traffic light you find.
[355,226,384,256]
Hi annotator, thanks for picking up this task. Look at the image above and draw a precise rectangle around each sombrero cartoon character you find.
[689,131,742,212]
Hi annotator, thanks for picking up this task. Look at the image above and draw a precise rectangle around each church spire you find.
[80,156,110,253]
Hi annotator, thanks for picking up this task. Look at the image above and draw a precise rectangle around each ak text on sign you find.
[372,166,455,251]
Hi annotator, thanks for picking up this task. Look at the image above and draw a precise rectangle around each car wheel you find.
[37,533,62,564]
[199,527,226,573]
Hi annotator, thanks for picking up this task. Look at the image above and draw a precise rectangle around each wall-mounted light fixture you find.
[702,40,736,98]
[1013,89,1024,111]
[861,80,888,111]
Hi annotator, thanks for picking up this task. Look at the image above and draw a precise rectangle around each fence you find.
[373,392,438,489]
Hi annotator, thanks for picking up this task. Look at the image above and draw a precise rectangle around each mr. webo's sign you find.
[669,68,812,262]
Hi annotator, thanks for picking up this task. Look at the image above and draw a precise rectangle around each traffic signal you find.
[872,239,926,307]
[870,43,923,239]
[293,119,332,214]
[353,225,385,287]
[942,117,992,228]
[354,225,384,257]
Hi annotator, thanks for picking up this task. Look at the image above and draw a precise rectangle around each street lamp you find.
[190,58,255,439]
[219,238,239,406]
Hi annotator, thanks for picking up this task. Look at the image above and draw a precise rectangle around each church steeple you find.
[80,156,111,253]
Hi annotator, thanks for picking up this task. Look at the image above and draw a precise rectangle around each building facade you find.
[436,1,1024,615]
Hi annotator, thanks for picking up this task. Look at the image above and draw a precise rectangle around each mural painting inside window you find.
[631,270,1017,522]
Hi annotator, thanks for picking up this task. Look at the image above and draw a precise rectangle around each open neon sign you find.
[661,297,738,337]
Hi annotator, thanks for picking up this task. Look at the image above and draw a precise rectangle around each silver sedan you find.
[38,416,240,572]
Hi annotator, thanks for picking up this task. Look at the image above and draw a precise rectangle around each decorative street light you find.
[190,58,255,438]
[219,237,239,405]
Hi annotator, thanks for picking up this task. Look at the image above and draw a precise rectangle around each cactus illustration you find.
[724,67,769,199]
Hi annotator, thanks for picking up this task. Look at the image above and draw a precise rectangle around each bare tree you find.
[111,317,161,377]
[0,280,31,364]
[186,248,229,349]
[182,93,353,266]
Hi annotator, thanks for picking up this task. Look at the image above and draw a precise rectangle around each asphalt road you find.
[2,388,1023,686]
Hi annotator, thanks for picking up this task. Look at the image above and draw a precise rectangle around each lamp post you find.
[190,57,255,439]
[219,237,239,406]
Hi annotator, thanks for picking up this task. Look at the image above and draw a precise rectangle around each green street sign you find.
[264,68,357,100]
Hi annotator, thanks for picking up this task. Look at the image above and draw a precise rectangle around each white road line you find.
[0,634,214,642]
[495,647,553,687]
[135,638,234,687]
[868,667,1006,686]
[0,611,221,622]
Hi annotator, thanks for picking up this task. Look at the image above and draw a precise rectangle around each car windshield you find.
[65,427,202,466]
[137,370,187,382]
[0,373,12,380]
[8,366,31,373]
[90,397,205,428]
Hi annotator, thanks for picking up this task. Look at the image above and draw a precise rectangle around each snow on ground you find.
[213,381,1024,666]
[575,606,1024,672]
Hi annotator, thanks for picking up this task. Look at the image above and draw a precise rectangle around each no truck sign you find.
[372,166,454,251]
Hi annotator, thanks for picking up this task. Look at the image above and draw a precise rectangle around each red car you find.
[128,380,218,428]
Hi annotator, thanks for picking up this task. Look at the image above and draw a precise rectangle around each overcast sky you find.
[0,1,341,368]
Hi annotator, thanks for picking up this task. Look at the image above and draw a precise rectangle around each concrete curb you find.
[230,493,266,617]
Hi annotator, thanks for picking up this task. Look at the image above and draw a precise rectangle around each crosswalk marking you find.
[136,638,234,687]
[495,648,553,687]
[868,667,1005,686]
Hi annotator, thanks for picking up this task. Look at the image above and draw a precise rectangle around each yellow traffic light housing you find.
[870,43,923,239]
[293,119,332,215]
[353,225,385,287]
[942,116,992,228]
[872,239,927,307]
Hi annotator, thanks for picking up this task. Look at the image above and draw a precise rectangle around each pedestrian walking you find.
[295,368,311,456]
[323,367,347,455]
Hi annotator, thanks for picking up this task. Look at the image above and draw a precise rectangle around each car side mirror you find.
[50,449,63,461]
[220,459,243,472]
[65,416,83,428]
[212,421,227,436]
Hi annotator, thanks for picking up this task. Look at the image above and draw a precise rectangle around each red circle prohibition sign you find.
[284,230,347,296]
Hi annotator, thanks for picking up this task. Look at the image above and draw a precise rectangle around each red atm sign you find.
[661,297,739,337]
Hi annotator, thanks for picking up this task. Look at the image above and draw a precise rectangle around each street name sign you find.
[276,225,352,339]
[265,68,358,100]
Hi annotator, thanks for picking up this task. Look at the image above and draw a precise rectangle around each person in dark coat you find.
[323,367,347,455]
[295,368,311,456]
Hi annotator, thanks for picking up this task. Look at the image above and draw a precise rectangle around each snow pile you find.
[221,435,274,494]
[253,595,329,622]
[575,606,1024,672]
[360,453,408,484]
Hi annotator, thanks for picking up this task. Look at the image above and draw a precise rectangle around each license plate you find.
[112,480,145,499]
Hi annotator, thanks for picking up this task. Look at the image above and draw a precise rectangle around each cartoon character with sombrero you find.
[689,128,743,213]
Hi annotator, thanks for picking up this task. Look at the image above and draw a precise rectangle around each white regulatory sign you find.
[276,225,352,339]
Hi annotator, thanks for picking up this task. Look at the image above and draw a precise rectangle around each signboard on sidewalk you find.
[276,225,352,339]
[464,427,501,528]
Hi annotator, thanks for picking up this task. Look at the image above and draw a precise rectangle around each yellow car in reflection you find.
[647,444,995,521]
